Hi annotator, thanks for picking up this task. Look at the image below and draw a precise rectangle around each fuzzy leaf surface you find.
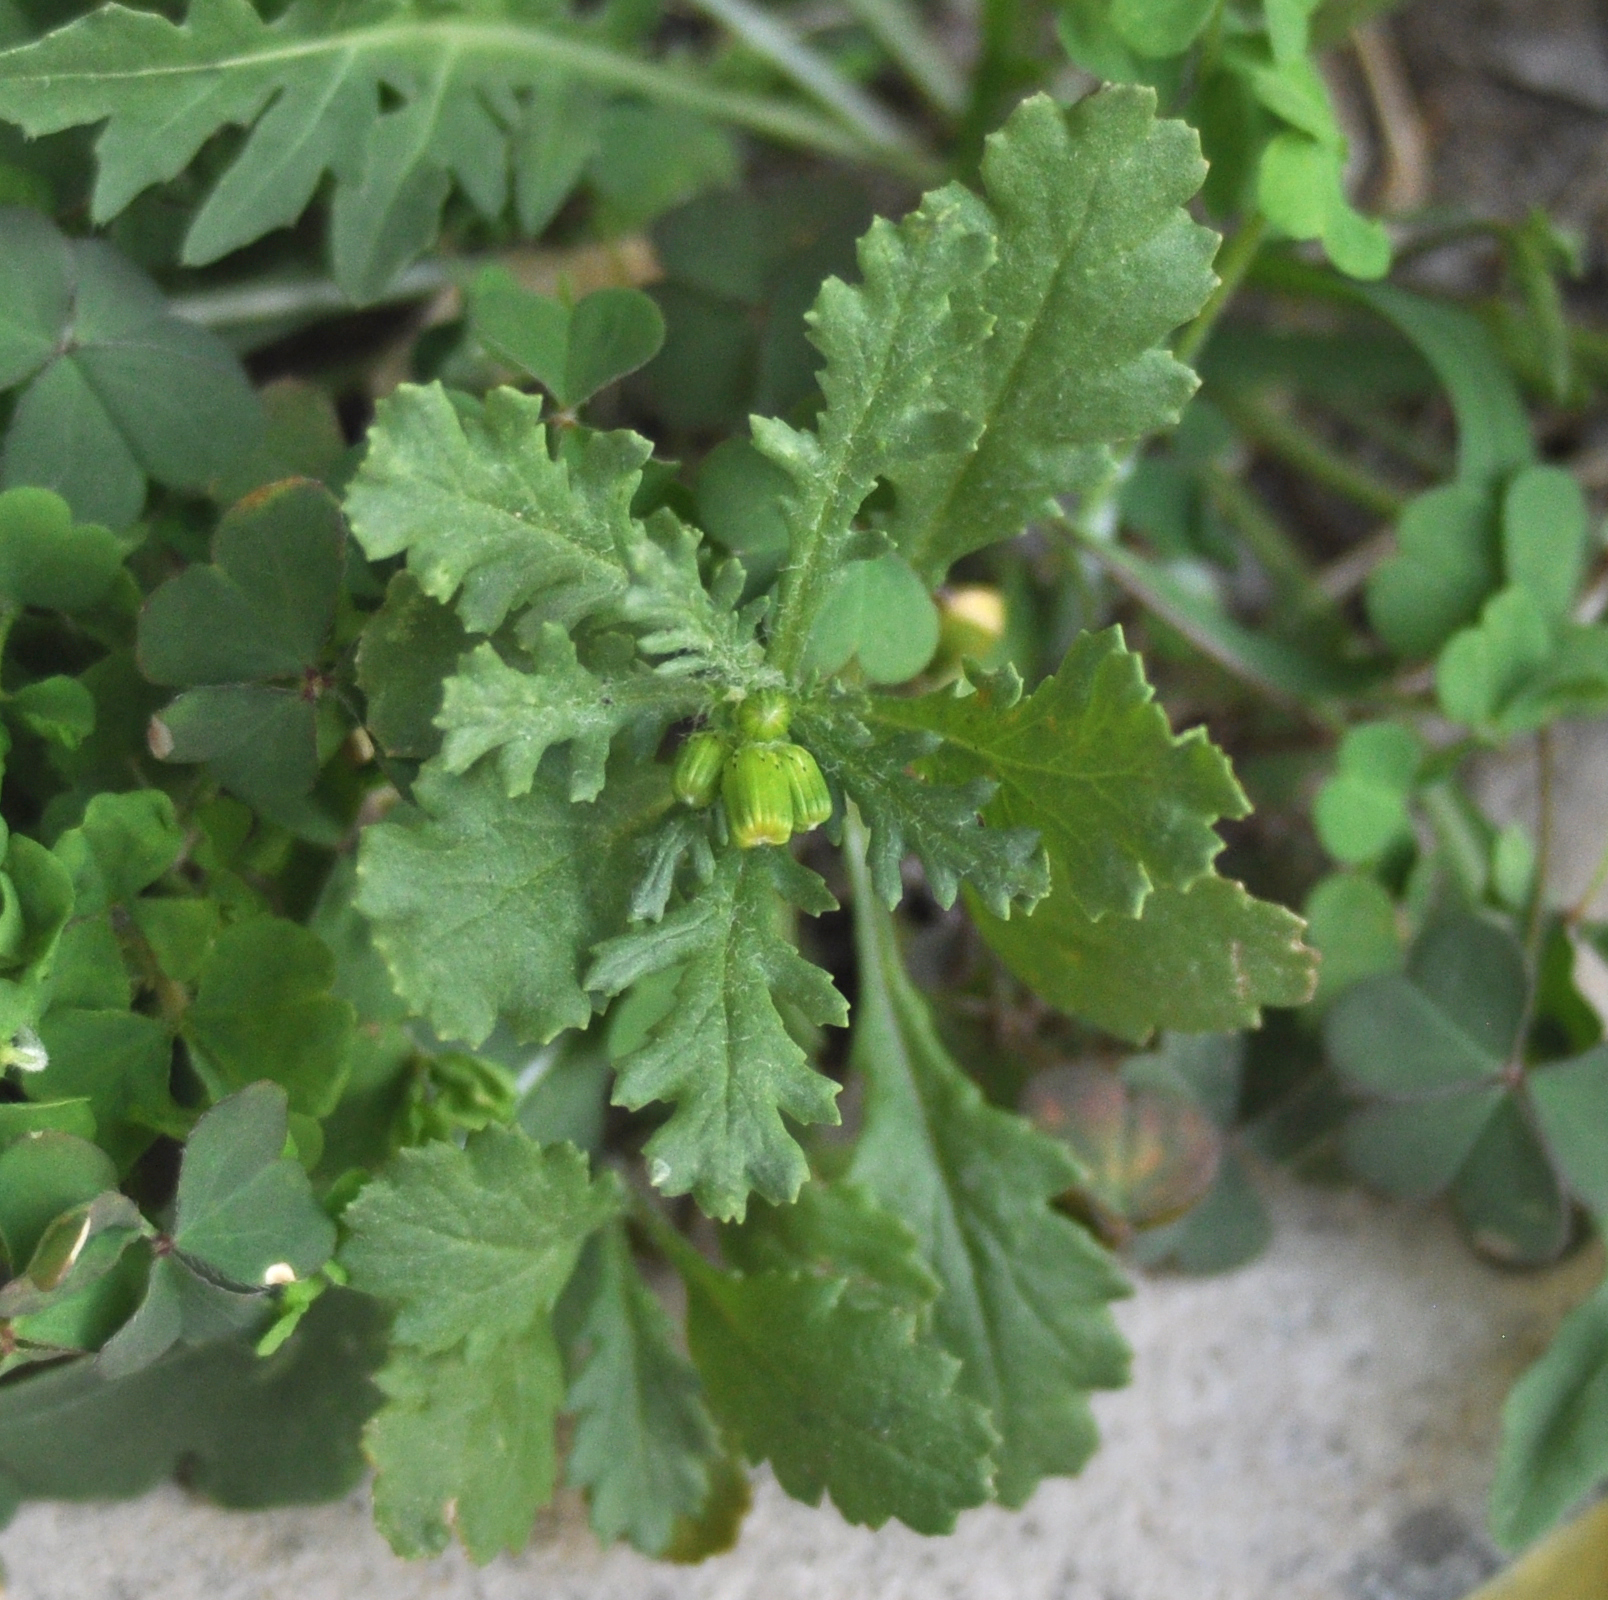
[759,181,995,674]
[437,632,708,802]
[344,384,641,636]
[888,89,1215,582]
[356,758,672,1048]
[880,631,1247,920]
[847,835,1132,1506]
[586,848,847,1219]
[340,1127,620,1354]
[799,698,1047,917]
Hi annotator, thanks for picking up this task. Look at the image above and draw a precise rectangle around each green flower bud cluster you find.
[670,690,833,850]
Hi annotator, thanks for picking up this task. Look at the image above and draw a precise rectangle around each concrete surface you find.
[2,1175,1599,1600]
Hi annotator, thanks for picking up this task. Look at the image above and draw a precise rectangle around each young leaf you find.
[1491,1276,1608,1550]
[345,384,640,636]
[356,758,673,1048]
[758,180,995,675]
[845,825,1132,1506]
[887,89,1216,583]
[975,872,1314,1042]
[560,1221,720,1556]
[676,1248,997,1532]
[0,209,259,526]
[436,632,707,802]
[586,847,847,1220]
[879,630,1247,920]
[798,698,1048,917]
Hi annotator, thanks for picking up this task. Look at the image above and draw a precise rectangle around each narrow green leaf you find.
[1491,1277,1608,1550]
[586,847,846,1220]
[846,826,1132,1505]
[759,179,995,674]
[561,1222,720,1556]
[888,89,1215,582]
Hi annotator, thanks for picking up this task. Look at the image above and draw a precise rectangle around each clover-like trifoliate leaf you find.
[758,179,995,675]
[169,1082,336,1290]
[798,698,1047,918]
[139,479,348,807]
[0,208,259,527]
[53,788,182,916]
[1531,1046,1608,1217]
[887,89,1215,584]
[341,1129,620,1562]
[560,1221,721,1556]
[846,843,1131,1506]
[0,487,126,612]
[437,632,708,802]
[676,1246,997,1533]
[975,872,1315,1043]
[356,570,467,761]
[341,1127,621,1355]
[1312,721,1422,865]
[356,757,673,1048]
[586,847,847,1220]
[184,918,355,1119]
[470,270,666,409]
[881,629,1247,920]
[345,384,642,637]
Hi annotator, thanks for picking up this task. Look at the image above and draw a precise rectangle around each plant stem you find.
[1214,388,1408,519]
[1202,466,1331,618]
[844,0,966,117]
[684,0,929,158]
[1175,214,1267,368]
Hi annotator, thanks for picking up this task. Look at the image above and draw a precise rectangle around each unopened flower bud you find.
[722,743,795,848]
[672,730,727,808]
[736,688,792,742]
[777,742,832,833]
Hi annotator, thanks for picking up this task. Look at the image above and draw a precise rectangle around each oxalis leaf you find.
[341,1127,621,1562]
[845,815,1132,1507]
[586,847,847,1220]
[887,88,1216,584]
[878,630,1248,920]
[356,757,673,1049]
[797,697,1048,918]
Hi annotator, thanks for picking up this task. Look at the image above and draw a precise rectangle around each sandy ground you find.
[3,1175,1600,1600]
